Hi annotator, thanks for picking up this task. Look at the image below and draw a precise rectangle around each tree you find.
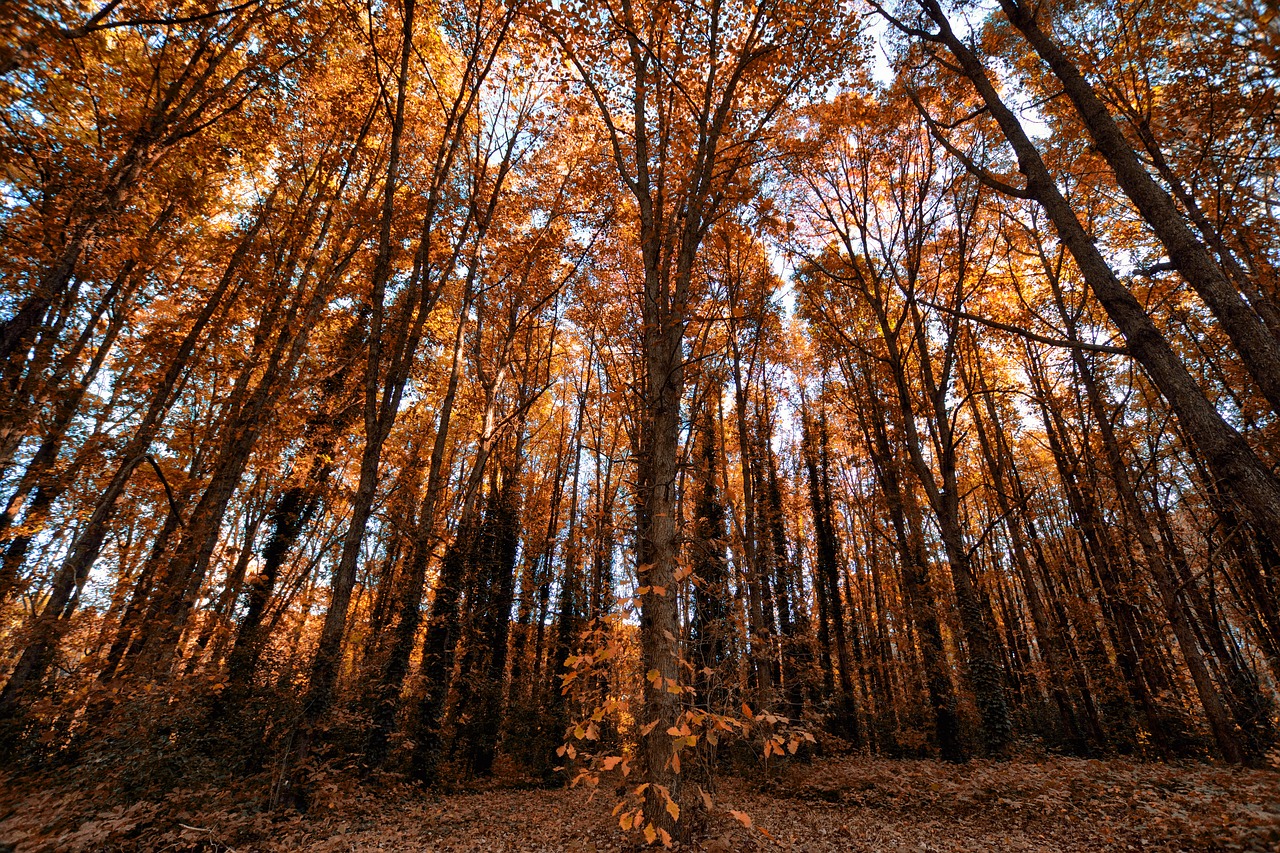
[542,0,849,836]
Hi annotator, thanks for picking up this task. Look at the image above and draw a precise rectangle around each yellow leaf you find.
[644,824,657,844]
[665,798,680,821]
[602,756,623,771]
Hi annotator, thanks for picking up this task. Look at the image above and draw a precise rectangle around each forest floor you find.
[2,754,1278,852]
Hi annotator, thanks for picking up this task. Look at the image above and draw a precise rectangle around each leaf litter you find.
[1,756,1276,851]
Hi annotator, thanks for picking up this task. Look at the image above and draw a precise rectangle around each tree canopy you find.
[1,0,1278,845]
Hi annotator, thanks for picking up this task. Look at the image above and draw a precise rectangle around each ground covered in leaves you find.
[2,756,1278,852]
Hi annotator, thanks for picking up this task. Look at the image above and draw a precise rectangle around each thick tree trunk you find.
[997,0,1280,416]
[916,0,1280,580]
[635,281,685,838]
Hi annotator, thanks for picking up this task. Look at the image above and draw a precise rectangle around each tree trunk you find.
[913,0,1280,579]
[998,0,1280,416]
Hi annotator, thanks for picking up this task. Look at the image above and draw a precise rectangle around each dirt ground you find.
[2,755,1278,851]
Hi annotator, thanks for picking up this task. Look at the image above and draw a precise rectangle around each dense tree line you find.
[1,0,1277,841]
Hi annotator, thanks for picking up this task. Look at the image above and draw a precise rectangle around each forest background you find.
[0,0,1279,847]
